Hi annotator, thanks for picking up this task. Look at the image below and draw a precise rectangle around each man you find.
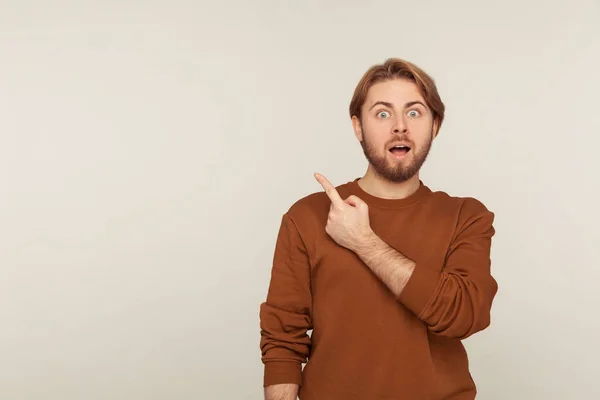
[259,58,498,400]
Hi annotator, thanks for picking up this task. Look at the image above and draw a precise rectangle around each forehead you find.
[365,79,425,107]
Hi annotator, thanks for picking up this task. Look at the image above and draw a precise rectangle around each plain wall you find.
[1,0,599,399]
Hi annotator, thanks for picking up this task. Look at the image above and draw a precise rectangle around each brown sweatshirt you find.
[259,178,498,400]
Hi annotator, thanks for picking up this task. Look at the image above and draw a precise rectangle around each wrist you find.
[354,229,380,257]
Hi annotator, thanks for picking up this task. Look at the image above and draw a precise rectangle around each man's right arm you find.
[264,383,299,400]
[259,213,313,398]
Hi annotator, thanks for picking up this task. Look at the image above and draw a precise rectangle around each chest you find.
[309,205,458,298]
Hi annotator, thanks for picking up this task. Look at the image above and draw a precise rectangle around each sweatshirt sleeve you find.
[397,198,498,339]
[259,213,313,387]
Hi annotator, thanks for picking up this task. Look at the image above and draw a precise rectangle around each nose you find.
[392,116,408,134]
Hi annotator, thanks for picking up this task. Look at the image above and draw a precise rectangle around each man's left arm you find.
[354,198,498,340]
[313,173,497,340]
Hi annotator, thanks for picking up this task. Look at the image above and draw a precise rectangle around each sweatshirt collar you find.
[345,177,432,209]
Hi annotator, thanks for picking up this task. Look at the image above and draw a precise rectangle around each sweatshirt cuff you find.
[263,361,303,387]
[397,262,442,318]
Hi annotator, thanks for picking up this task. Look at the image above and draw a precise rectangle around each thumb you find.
[345,195,367,209]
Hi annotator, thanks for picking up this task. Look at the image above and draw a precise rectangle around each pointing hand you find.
[314,173,373,252]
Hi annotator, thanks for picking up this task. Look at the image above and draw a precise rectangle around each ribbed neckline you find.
[345,177,432,209]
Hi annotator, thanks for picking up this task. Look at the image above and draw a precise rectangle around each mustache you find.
[385,137,413,146]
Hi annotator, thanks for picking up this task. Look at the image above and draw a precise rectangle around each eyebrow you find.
[369,100,428,110]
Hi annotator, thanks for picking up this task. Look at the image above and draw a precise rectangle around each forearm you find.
[354,227,497,339]
[264,384,299,400]
[354,231,416,297]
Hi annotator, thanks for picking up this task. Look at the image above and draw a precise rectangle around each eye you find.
[377,110,391,119]
[407,109,421,118]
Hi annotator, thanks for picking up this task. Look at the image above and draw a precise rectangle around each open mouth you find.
[389,145,411,157]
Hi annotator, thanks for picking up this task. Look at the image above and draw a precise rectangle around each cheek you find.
[365,119,393,137]
[364,128,389,149]
[413,133,434,151]
[409,119,433,136]
[416,115,434,128]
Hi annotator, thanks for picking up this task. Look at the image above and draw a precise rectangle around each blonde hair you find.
[349,58,445,134]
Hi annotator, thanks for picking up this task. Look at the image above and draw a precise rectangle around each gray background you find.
[1,0,599,399]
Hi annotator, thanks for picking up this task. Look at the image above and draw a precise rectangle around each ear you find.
[432,119,440,139]
[352,115,363,142]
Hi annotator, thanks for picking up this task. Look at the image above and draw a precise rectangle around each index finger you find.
[314,172,344,206]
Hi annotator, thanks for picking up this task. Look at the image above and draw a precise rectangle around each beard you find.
[360,128,434,183]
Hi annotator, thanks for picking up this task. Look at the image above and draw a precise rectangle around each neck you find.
[358,166,421,200]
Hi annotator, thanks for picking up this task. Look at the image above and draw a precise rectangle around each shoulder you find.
[286,191,328,219]
[425,187,495,233]
[427,186,492,215]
